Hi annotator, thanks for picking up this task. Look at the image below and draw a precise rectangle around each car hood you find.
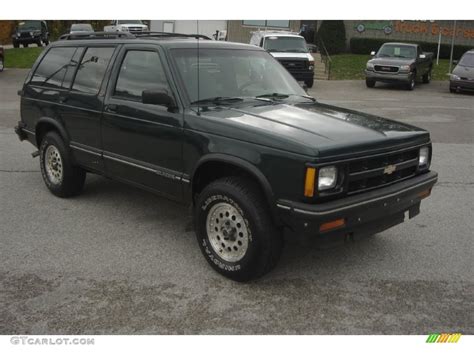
[453,65,474,79]
[369,57,415,66]
[196,101,429,160]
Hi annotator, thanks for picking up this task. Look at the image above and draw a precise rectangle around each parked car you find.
[449,49,474,93]
[15,33,437,281]
[12,20,49,48]
[70,23,94,34]
[0,46,4,72]
[104,20,148,34]
[365,42,433,90]
[250,30,315,88]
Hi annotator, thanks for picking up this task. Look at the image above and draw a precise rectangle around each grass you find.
[4,47,45,68]
[329,54,451,81]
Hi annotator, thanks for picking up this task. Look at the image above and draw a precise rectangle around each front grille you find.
[20,33,31,38]
[346,148,419,194]
[128,27,144,33]
[278,59,308,71]
[374,65,399,73]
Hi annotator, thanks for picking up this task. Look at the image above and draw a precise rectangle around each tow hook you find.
[31,151,39,158]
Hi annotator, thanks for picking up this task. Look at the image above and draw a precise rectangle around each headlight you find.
[450,74,460,80]
[366,62,374,70]
[318,166,338,191]
[120,26,129,32]
[400,65,411,71]
[419,147,430,168]
[308,60,314,71]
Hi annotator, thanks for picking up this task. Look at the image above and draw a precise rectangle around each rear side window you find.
[72,47,115,94]
[114,50,169,101]
[30,47,77,89]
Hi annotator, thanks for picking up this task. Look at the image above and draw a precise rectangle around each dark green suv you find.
[15,32,437,281]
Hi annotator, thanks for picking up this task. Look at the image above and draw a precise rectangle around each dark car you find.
[450,49,474,93]
[12,20,50,48]
[15,32,437,281]
[365,42,433,90]
[0,46,4,72]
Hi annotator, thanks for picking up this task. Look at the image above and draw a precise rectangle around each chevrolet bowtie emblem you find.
[384,165,396,175]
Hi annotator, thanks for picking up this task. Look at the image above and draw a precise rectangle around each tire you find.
[449,87,456,93]
[13,41,19,48]
[39,131,86,197]
[406,74,416,90]
[194,176,283,282]
[23,43,28,48]
[304,78,314,88]
[422,69,432,84]
[36,40,43,47]
[366,79,376,88]
[44,38,49,46]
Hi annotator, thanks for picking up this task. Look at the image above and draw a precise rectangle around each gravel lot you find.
[1,69,473,334]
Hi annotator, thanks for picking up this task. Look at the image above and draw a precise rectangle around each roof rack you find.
[59,31,135,40]
[58,31,212,41]
[133,31,212,40]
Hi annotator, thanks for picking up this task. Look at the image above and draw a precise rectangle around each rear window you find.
[72,47,115,94]
[30,47,77,89]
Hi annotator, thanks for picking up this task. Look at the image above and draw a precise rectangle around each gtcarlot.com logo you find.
[10,336,95,346]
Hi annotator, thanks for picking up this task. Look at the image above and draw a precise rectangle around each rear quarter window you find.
[30,47,77,89]
[72,47,115,94]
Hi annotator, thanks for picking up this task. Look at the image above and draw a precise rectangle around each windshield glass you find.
[18,20,41,30]
[71,24,93,31]
[377,45,416,59]
[117,20,143,25]
[263,36,308,53]
[458,53,474,67]
[171,48,307,103]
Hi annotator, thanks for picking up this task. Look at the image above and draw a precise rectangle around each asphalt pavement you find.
[1,69,473,334]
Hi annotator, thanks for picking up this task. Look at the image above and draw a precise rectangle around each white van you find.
[250,30,315,87]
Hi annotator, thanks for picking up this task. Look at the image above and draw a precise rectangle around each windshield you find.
[18,20,41,30]
[377,45,416,59]
[117,20,143,25]
[171,48,307,103]
[458,53,474,67]
[264,36,308,53]
[71,24,93,31]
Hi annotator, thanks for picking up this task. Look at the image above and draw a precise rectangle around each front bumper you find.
[289,70,314,81]
[450,79,474,91]
[13,36,40,44]
[365,69,412,83]
[277,171,437,242]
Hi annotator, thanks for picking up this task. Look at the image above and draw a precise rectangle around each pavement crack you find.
[0,169,40,173]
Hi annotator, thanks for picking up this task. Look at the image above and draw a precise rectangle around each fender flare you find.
[190,153,280,224]
[35,117,70,147]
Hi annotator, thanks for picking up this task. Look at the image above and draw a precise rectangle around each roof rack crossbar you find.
[133,31,211,40]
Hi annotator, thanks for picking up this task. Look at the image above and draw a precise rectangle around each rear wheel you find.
[194,176,282,282]
[304,78,314,88]
[366,79,376,88]
[39,131,86,197]
[422,69,432,84]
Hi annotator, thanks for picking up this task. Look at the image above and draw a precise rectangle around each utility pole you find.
[436,31,441,65]
[449,20,457,73]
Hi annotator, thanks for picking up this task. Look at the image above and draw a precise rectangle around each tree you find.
[315,20,347,55]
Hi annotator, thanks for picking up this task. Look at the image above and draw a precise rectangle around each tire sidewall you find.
[39,133,66,193]
[195,187,262,279]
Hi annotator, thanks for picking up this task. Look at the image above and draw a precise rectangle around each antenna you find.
[196,20,201,116]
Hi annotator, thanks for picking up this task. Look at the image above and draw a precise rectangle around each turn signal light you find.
[418,189,431,199]
[319,218,346,233]
[304,167,316,197]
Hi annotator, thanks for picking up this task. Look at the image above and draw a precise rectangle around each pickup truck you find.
[103,20,148,34]
[365,42,433,90]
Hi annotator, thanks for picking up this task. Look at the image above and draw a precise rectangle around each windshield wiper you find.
[190,96,244,106]
[256,93,315,102]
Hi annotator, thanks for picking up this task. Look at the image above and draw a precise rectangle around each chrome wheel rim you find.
[45,145,63,184]
[206,202,249,263]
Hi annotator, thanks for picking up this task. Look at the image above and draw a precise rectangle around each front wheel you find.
[13,41,19,48]
[23,43,28,48]
[406,75,416,90]
[304,78,314,88]
[39,131,86,197]
[366,79,376,88]
[194,177,282,282]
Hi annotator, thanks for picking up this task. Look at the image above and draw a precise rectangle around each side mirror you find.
[419,54,426,59]
[142,88,176,109]
[370,51,376,56]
